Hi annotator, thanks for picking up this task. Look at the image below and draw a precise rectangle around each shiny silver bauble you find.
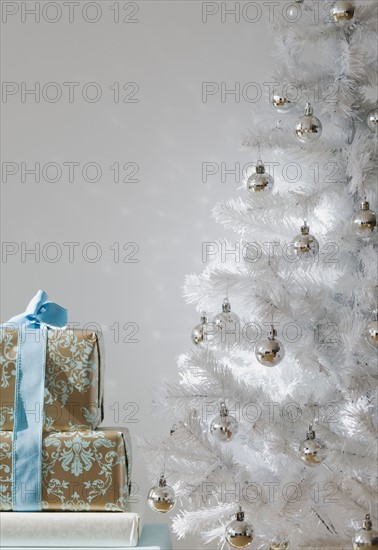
[147,475,176,513]
[212,298,240,345]
[272,95,294,113]
[365,319,378,349]
[247,161,274,192]
[255,327,285,367]
[331,1,355,23]
[213,311,240,329]
[367,108,378,131]
[292,223,319,259]
[354,531,378,549]
[353,515,378,549]
[192,324,205,345]
[210,402,238,442]
[225,508,254,549]
[299,427,327,467]
[352,201,377,238]
[191,311,207,346]
[294,103,322,143]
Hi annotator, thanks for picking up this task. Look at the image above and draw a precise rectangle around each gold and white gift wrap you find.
[0,429,132,512]
[0,327,104,431]
[0,511,140,547]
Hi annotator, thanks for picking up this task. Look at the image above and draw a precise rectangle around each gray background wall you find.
[1,2,274,547]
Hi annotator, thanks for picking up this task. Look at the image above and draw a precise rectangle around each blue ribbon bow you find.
[4,291,67,511]
[8,290,67,328]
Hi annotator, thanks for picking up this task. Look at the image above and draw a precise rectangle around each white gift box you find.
[0,512,140,548]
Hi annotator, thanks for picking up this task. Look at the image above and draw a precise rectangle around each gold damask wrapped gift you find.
[0,429,132,511]
[0,327,103,431]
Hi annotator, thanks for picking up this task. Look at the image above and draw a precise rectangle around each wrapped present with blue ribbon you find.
[0,428,132,512]
[0,291,105,511]
[0,290,104,433]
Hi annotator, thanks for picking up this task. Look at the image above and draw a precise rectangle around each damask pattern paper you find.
[0,429,131,512]
[0,327,103,431]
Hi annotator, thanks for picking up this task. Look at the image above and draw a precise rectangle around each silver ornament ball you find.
[331,1,355,23]
[213,299,240,328]
[255,326,285,367]
[292,222,319,259]
[147,474,176,513]
[191,325,204,346]
[294,103,322,143]
[225,508,254,549]
[352,201,377,238]
[365,315,378,349]
[299,426,327,467]
[191,311,207,346]
[367,108,378,131]
[210,401,238,442]
[247,161,274,192]
[353,514,378,549]
[272,95,294,113]
[212,298,241,345]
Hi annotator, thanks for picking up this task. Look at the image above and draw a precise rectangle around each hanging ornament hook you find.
[305,102,313,116]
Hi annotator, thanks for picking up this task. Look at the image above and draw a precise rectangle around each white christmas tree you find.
[142,1,378,548]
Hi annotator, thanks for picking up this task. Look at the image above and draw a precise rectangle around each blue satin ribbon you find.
[3,291,67,511]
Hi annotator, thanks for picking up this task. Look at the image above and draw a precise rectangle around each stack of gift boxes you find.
[0,291,143,548]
